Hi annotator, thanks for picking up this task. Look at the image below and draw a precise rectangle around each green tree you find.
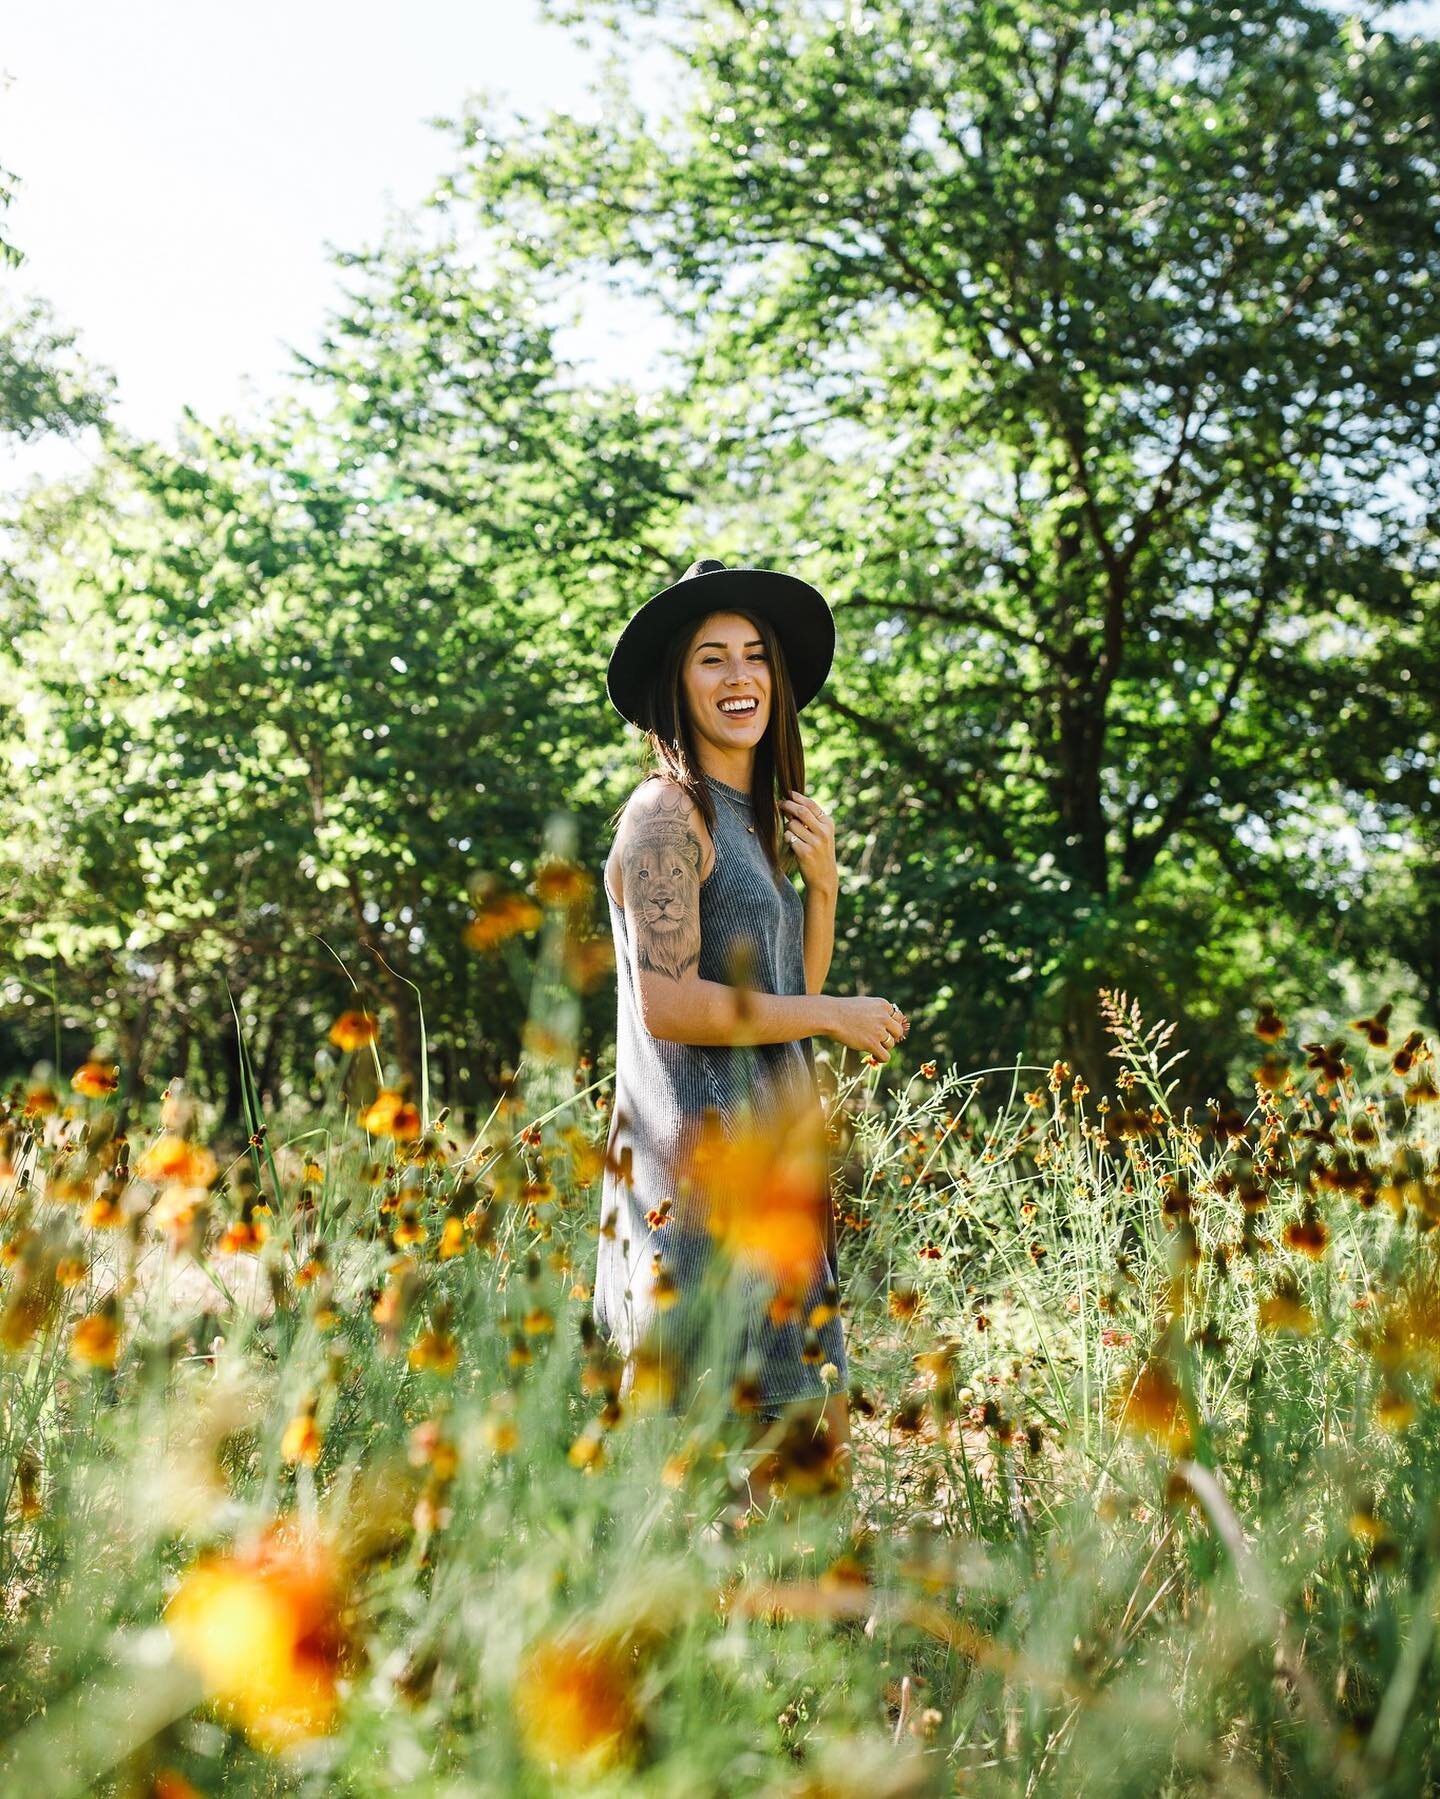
[451,0,1440,1084]
[2,246,681,1113]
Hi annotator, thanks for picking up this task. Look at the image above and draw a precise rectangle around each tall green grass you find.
[0,882,1437,1795]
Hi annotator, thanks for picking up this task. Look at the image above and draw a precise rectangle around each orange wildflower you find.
[70,1302,121,1371]
[481,1408,520,1455]
[1375,1381,1417,1433]
[681,1102,829,1293]
[513,1631,642,1775]
[1254,1058,1290,1094]
[71,1060,119,1099]
[218,1214,268,1255]
[166,1533,350,1751]
[150,1184,206,1249]
[135,1135,218,1189]
[408,1420,459,1481]
[563,933,615,994]
[534,857,595,910]
[280,1411,322,1468]
[16,1450,42,1521]
[327,1010,379,1052]
[463,884,543,951]
[1114,1359,1193,1456]
[625,1341,677,1415]
[372,1256,421,1348]
[661,1442,696,1488]
[392,1205,426,1248]
[46,1174,91,1205]
[408,1328,460,1376]
[763,1413,850,1498]
[1258,1279,1314,1335]
[149,1772,205,1799]
[0,1231,32,1271]
[567,1426,606,1471]
[1254,1004,1286,1044]
[359,1089,422,1142]
[83,1191,126,1229]
[0,1247,61,1351]
[888,1286,922,1323]
[1284,1209,1331,1259]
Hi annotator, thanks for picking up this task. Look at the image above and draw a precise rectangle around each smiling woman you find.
[594,557,911,1511]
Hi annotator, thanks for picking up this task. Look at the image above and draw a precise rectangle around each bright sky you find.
[2,0,1436,490]
[0,0,674,485]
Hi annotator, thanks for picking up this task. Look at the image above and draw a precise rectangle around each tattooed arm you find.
[618,781,840,1048]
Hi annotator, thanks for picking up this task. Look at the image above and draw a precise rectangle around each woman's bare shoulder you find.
[607,777,714,903]
[627,774,703,821]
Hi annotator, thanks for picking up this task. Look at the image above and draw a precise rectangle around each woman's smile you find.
[680,610,774,773]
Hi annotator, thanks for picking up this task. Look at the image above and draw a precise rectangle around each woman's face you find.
[681,610,772,752]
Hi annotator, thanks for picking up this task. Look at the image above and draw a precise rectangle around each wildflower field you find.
[2,870,1439,1798]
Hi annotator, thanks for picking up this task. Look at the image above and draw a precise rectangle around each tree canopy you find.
[2,0,1437,1108]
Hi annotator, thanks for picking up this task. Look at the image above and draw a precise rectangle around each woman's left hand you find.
[781,790,837,895]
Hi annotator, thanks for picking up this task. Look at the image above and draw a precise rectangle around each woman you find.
[595,557,909,1505]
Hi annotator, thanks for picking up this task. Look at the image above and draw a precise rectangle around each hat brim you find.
[606,566,834,730]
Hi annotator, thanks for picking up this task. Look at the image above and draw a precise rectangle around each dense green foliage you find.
[3,0,1437,1114]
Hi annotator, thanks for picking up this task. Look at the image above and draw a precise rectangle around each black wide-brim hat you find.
[606,558,835,730]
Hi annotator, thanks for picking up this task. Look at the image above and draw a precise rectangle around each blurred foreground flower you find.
[682,1101,830,1293]
[513,1630,643,1776]
[1258,1277,1315,1335]
[464,877,543,951]
[281,1399,322,1467]
[166,1532,351,1752]
[760,1413,850,1500]
[22,1080,59,1117]
[135,1134,218,1189]
[71,1059,119,1098]
[150,1183,207,1252]
[1114,1358,1193,1456]
[563,930,616,994]
[0,1239,63,1352]
[69,1298,121,1371]
[534,856,594,911]
[328,1010,379,1052]
[359,1088,421,1141]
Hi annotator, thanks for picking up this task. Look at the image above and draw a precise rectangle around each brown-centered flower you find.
[166,1530,351,1752]
[327,1010,379,1052]
[513,1629,642,1774]
[71,1060,119,1099]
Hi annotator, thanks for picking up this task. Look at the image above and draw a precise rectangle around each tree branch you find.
[814,690,1012,861]
[842,590,1063,667]
[1123,556,1279,886]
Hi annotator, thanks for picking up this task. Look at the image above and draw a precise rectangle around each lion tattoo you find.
[626,819,703,982]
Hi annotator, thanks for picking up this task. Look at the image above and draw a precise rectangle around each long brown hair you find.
[606,606,806,881]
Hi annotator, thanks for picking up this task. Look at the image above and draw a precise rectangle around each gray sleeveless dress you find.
[594,774,848,1415]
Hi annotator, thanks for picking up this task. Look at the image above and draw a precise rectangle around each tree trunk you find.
[218,1001,248,1132]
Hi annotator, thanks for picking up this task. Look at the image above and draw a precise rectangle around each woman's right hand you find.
[826,995,910,1061]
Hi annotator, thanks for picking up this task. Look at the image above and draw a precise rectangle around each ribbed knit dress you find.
[594,774,848,1417]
